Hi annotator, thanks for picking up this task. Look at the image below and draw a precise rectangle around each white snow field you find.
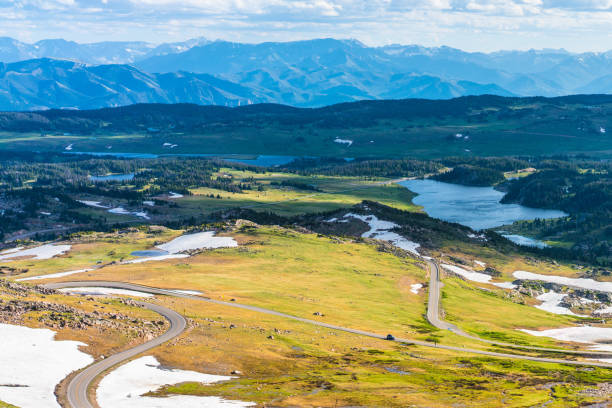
[97,356,254,408]
[492,281,517,289]
[125,254,190,264]
[0,323,93,408]
[78,200,111,208]
[333,138,353,147]
[168,192,184,198]
[441,263,516,289]
[0,244,71,261]
[410,283,423,294]
[441,264,492,283]
[171,289,203,296]
[513,270,612,293]
[535,291,581,316]
[344,213,420,255]
[17,268,94,281]
[58,287,154,297]
[156,231,238,254]
[521,326,612,356]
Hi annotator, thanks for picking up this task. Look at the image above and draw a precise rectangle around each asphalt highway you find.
[45,279,612,408]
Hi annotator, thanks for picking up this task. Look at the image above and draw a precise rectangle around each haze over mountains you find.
[1,37,612,110]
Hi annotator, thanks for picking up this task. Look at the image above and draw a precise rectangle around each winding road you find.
[424,260,612,356]
[43,275,612,408]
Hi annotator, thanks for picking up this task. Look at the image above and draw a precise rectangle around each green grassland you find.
[69,169,420,225]
[3,97,612,159]
[8,219,612,405]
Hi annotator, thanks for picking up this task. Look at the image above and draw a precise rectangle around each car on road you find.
[385,334,395,341]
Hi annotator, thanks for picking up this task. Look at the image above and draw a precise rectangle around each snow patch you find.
[168,192,183,199]
[0,244,71,261]
[513,270,612,293]
[410,283,423,294]
[171,289,203,296]
[108,207,150,219]
[521,326,612,356]
[535,291,582,316]
[0,323,93,408]
[492,281,517,289]
[58,287,154,298]
[441,264,492,284]
[17,268,94,282]
[143,201,155,207]
[125,254,190,264]
[344,213,420,255]
[333,138,353,147]
[157,231,237,254]
[97,356,254,408]
[78,200,111,209]
[474,260,486,267]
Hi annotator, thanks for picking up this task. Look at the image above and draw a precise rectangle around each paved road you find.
[54,295,186,408]
[425,259,612,357]
[45,278,612,404]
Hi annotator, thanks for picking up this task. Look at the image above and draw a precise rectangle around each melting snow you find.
[474,260,486,267]
[344,213,420,255]
[58,287,154,298]
[97,356,253,408]
[78,200,111,209]
[143,201,155,207]
[492,281,517,289]
[441,264,492,283]
[0,244,71,261]
[535,291,582,316]
[333,138,353,147]
[108,207,150,219]
[521,326,612,357]
[125,254,190,264]
[156,231,237,254]
[410,283,423,294]
[168,192,183,199]
[0,323,93,408]
[513,271,612,293]
[17,268,94,282]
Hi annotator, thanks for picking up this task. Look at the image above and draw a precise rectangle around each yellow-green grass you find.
[440,278,597,347]
[438,237,586,281]
[148,296,612,407]
[0,401,17,408]
[184,170,420,216]
[68,169,420,221]
[6,228,182,279]
[50,226,432,339]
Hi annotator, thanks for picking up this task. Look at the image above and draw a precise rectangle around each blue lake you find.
[501,234,549,248]
[131,250,169,257]
[399,179,567,230]
[89,173,134,182]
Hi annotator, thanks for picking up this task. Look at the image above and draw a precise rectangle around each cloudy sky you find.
[1,0,612,51]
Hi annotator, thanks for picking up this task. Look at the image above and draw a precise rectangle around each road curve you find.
[425,259,612,357]
[46,280,612,379]
[59,297,186,408]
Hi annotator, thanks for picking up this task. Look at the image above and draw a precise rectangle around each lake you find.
[398,179,567,230]
[130,250,169,257]
[89,173,134,182]
[67,152,299,166]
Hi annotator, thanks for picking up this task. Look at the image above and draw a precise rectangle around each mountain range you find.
[1,37,612,110]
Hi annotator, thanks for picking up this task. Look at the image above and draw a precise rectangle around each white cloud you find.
[2,0,612,51]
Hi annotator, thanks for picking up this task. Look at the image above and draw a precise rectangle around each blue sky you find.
[2,0,612,52]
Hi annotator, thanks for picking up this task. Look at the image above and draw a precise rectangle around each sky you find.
[1,0,612,52]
